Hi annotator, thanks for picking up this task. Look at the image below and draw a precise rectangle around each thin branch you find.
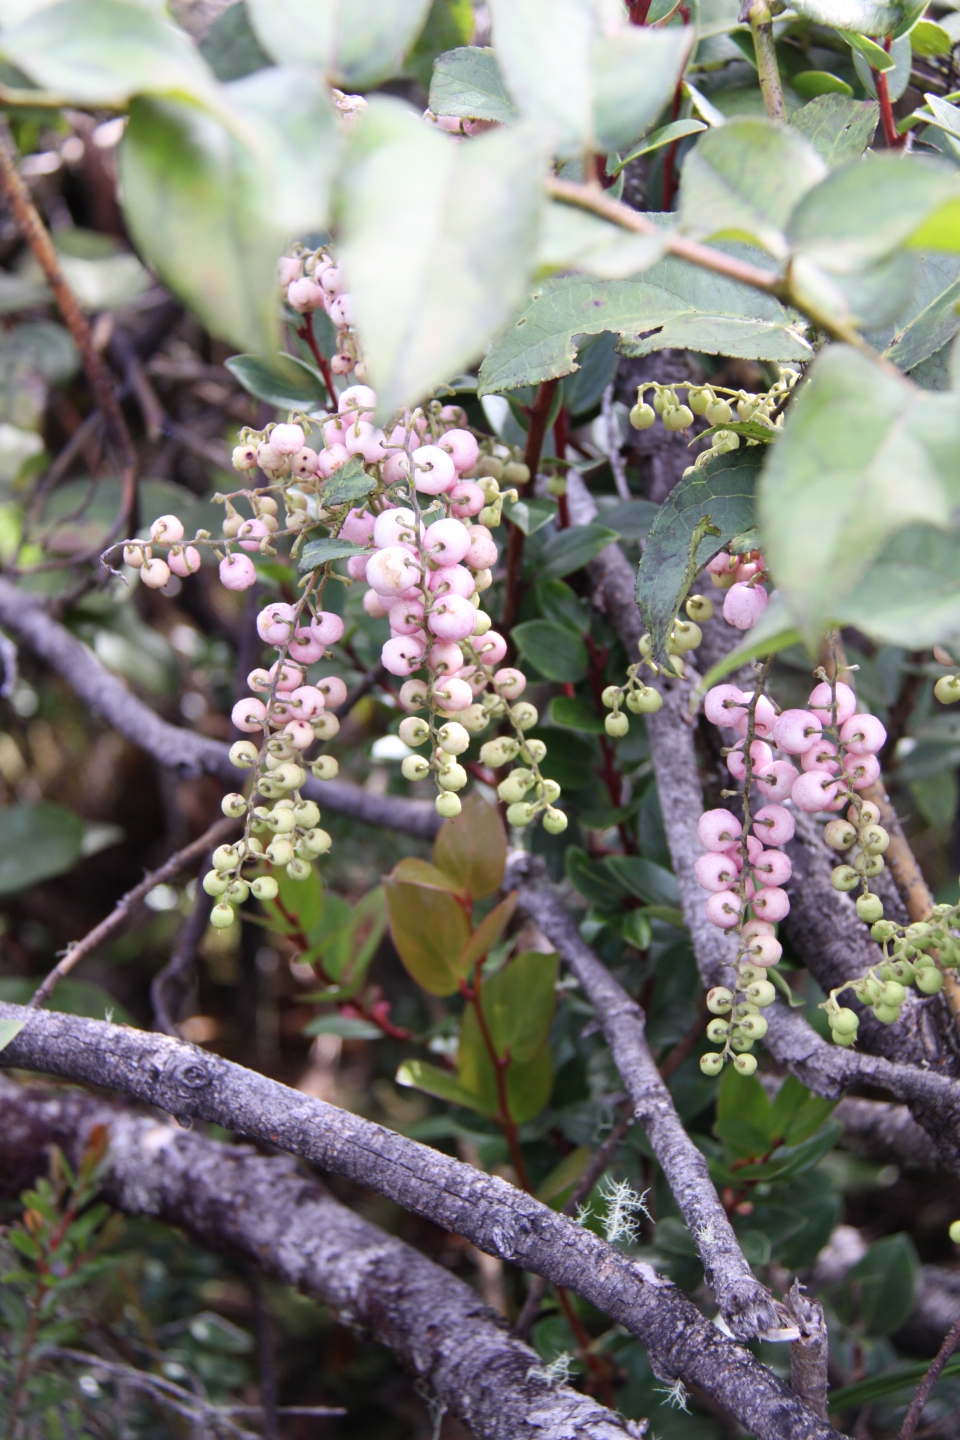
[746,0,786,120]
[29,817,239,1009]
[0,1012,841,1440]
[0,118,138,545]
[0,1078,634,1440]
[899,1312,960,1440]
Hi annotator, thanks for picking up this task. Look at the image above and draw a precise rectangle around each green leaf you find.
[786,0,925,36]
[608,119,707,176]
[636,448,761,660]
[0,803,84,896]
[881,253,960,374]
[338,96,544,417]
[699,592,801,689]
[832,1233,920,1336]
[757,344,960,643]
[850,32,910,102]
[513,619,589,682]
[832,524,960,648]
[303,1014,384,1039]
[535,578,591,633]
[536,203,668,281]
[298,536,369,571]
[912,18,953,54]
[245,0,432,87]
[199,2,271,82]
[321,458,376,506]
[225,353,328,408]
[503,497,556,535]
[482,949,559,1062]
[721,1121,843,1182]
[565,846,625,909]
[536,1145,591,1205]
[486,0,691,158]
[433,792,506,900]
[406,1,474,91]
[846,30,896,70]
[790,71,854,101]
[769,1075,837,1146]
[549,693,606,733]
[384,880,471,996]
[600,498,659,543]
[0,1017,25,1053]
[539,524,619,580]
[0,320,78,385]
[789,94,878,166]
[479,262,811,394]
[563,332,620,416]
[678,117,826,259]
[119,70,337,353]
[717,1062,771,1131]
[0,0,221,109]
[0,977,134,1024]
[458,892,519,973]
[428,45,518,122]
[830,1357,960,1412]
[603,855,679,907]
[397,1057,495,1113]
[392,857,467,894]
[787,154,960,276]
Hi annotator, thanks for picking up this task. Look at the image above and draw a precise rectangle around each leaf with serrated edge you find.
[299,537,369,571]
[536,203,668,280]
[428,45,518,122]
[789,95,878,167]
[322,458,376,506]
[636,449,762,660]
[479,261,811,394]
[338,97,544,416]
[758,344,960,643]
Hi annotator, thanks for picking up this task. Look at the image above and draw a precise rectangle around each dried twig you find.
[899,1312,960,1440]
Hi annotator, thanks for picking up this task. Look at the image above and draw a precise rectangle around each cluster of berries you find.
[703,548,769,632]
[627,371,799,478]
[280,248,362,379]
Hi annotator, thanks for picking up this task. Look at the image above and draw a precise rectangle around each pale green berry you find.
[299,827,332,856]
[437,722,470,755]
[402,755,430,782]
[629,402,656,430]
[293,801,321,829]
[504,460,530,485]
[399,716,430,747]
[229,741,259,770]
[824,819,856,851]
[871,919,897,942]
[670,620,702,652]
[313,714,340,741]
[210,902,234,929]
[498,769,533,804]
[268,808,296,834]
[738,1013,768,1040]
[637,634,653,658]
[437,762,468,792]
[601,685,620,709]
[480,738,520,768]
[706,1017,729,1043]
[862,824,889,856]
[506,801,536,827]
[662,405,694,432]
[935,675,960,705]
[627,685,662,714]
[856,892,884,924]
[950,1220,960,1245]
[311,756,339,781]
[221,793,247,819]
[685,594,714,622]
[689,387,711,416]
[880,980,906,1007]
[436,792,462,818]
[251,875,279,901]
[745,980,776,1008]
[831,865,859,892]
[706,986,733,1014]
[916,967,944,994]
[700,1052,724,1076]
[705,398,733,426]
[472,610,492,638]
[267,837,295,867]
[542,778,561,804]
[224,879,250,905]
[733,1053,758,1075]
[873,1002,901,1024]
[213,844,240,873]
[830,1007,859,1036]
[459,704,489,733]
[512,702,538,730]
[605,712,629,738]
[203,869,230,897]
[521,738,547,765]
[286,858,312,880]
[543,806,568,835]
[854,851,885,878]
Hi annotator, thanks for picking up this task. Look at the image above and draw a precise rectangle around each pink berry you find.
[318,444,350,478]
[271,423,305,456]
[735,559,762,584]
[323,419,348,447]
[344,420,386,463]
[284,719,315,750]
[328,294,355,328]
[847,753,881,790]
[238,518,269,552]
[791,770,844,812]
[705,890,742,928]
[723,835,762,871]
[219,553,257,590]
[278,256,301,286]
[150,514,184,544]
[389,599,426,635]
[293,447,319,479]
[287,277,323,312]
[801,738,840,774]
[338,384,376,414]
[340,508,375,545]
[429,641,464,674]
[753,849,792,886]
[695,852,740,892]
[774,708,823,755]
[755,759,799,802]
[270,659,306,692]
[432,676,473,711]
[366,546,422,596]
[382,451,411,485]
[412,445,456,494]
[697,808,743,851]
[742,917,776,939]
[288,630,325,664]
[168,546,201,577]
[373,508,419,549]
[450,481,485,518]
[427,564,475,598]
[494,667,526,699]
[347,555,368,580]
[310,611,345,646]
[723,582,768,630]
[232,696,266,732]
[752,886,790,922]
[745,934,782,965]
[424,517,470,566]
[729,694,777,740]
[464,527,498,571]
[474,630,507,665]
[382,637,426,677]
[808,680,857,726]
[288,685,325,719]
[726,739,773,782]
[752,804,795,846]
[428,594,477,642]
[317,676,348,708]
[839,713,887,756]
[363,589,389,618]
[438,428,479,473]
[247,667,271,694]
[705,551,737,576]
[257,603,297,646]
[704,684,748,727]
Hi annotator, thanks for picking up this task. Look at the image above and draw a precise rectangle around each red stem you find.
[462,969,532,1191]
[502,379,560,638]
[296,317,337,408]
[877,37,905,150]
[660,81,684,211]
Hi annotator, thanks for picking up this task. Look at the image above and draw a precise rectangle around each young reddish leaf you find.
[390,856,468,895]
[457,891,518,976]
[384,880,471,996]
[433,791,506,900]
[396,1058,497,1115]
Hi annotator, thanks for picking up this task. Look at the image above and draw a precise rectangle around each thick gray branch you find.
[0,1078,633,1440]
[0,577,439,840]
[507,854,785,1341]
[0,1001,840,1440]
[833,1097,940,1171]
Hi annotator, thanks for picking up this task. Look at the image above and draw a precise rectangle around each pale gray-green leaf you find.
[609,118,707,175]
[789,94,878,166]
[879,253,960,373]
[536,202,668,279]
[199,1,271,82]
[225,352,328,408]
[0,802,84,896]
[851,33,910,101]
[428,45,518,122]
[758,344,960,642]
[246,0,431,87]
[338,97,544,416]
[786,0,924,37]
[836,524,960,647]
[299,536,369,571]
[590,24,694,153]
[479,258,811,393]
[678,118,827,259]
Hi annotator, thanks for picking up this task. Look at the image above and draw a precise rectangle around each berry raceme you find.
[627,370,800,477]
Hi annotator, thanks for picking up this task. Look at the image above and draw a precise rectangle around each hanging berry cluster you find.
[628,370,800,478]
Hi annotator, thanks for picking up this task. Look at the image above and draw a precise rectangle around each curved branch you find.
[0,576,440,840]
[507,853,786,1342]
[0,1002,840,1440]
[0,1078,632,1440]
